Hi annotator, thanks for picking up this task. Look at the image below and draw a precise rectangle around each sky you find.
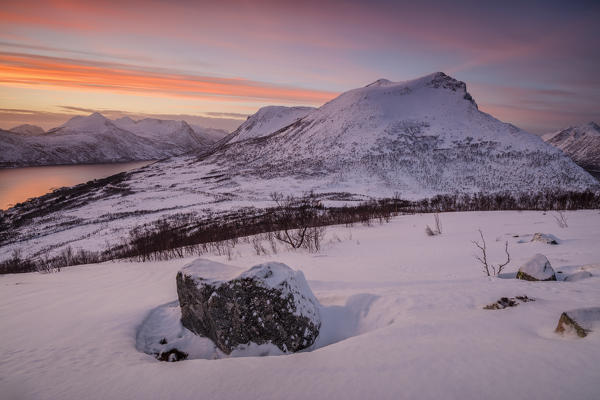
[0,0,598,134]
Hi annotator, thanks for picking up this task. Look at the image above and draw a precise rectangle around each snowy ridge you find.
[225,105,315,144]
[0,113,220,167]
[544,122,600,173]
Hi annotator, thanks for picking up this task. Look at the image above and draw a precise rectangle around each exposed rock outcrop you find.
[176,260,321,354]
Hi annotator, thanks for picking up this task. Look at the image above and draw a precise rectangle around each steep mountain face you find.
[225,106,315,144]
[9,124,45,136]
[2,72,598,261]
[0,113,218,167]
[544,122,600,177]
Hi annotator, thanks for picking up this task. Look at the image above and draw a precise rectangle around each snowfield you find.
[2,210,600,400]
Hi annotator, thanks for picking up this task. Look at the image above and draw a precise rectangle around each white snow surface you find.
[2,211,600,400]
[518,254,556,280]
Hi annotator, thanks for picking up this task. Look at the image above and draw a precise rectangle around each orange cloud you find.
[0,52,337,104]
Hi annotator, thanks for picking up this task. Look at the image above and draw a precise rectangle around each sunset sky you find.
[0,0,598,133]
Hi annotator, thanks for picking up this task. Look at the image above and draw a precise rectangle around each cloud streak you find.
[0,52,337,104]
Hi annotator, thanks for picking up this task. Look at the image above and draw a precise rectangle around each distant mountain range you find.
[0,113,228,167]
[543,122,600,179]
[2,72,598,263]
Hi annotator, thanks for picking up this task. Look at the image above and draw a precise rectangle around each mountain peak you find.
[115,116,136,124]
[9,124,45,136]
[365,78,392,88]
[60,112,112,131]
[586,121,599,131]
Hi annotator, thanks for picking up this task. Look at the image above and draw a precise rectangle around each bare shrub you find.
[425,213,442,236]
[472,229,510,276]
[553,210,568,228]
[251,236,267,255]
[271,192,325,251]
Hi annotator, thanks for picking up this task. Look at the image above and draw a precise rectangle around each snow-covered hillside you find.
[2,211,600,399]
[0,113,220,167]
[1,73,598,261]
[544,122,600,177]
[225,105,315,144]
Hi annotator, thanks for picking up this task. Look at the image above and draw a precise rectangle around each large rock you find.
[516,254,557,281]
[176,260,321,354]
[555,307,600,338]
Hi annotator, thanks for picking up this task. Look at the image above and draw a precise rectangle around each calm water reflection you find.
[0,161,154,210]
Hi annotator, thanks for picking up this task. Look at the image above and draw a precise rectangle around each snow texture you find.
[2,211,600,400]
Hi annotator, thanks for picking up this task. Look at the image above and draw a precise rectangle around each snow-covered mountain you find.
[9,124,45,136]
[208,72,596,195]
[225,106,315,144]
[2,72,598,261]
[543,122,600,177]
[113,117,213,151]
[0,113,219,167]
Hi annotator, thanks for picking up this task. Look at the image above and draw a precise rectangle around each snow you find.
[2,210,600,399]
[225,105,315,144]
[518,254,556,280]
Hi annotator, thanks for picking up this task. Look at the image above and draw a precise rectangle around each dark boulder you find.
[176,261,321,354]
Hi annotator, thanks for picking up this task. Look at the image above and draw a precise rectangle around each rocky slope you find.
[544,122,600,179]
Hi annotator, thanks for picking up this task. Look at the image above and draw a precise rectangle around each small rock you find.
[483,295,535,310]
[516,254,556,281]
[157,348,188,362]
[530,233,559,245]
[555,307,600,338]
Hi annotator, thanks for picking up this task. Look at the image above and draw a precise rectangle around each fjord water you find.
[0,161,153,210]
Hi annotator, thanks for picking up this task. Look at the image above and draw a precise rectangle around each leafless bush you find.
[553,210,568,228]
[271,192,325,252]
[251,236,267,255]
[425,213,442,236]
[472,229,510,276]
